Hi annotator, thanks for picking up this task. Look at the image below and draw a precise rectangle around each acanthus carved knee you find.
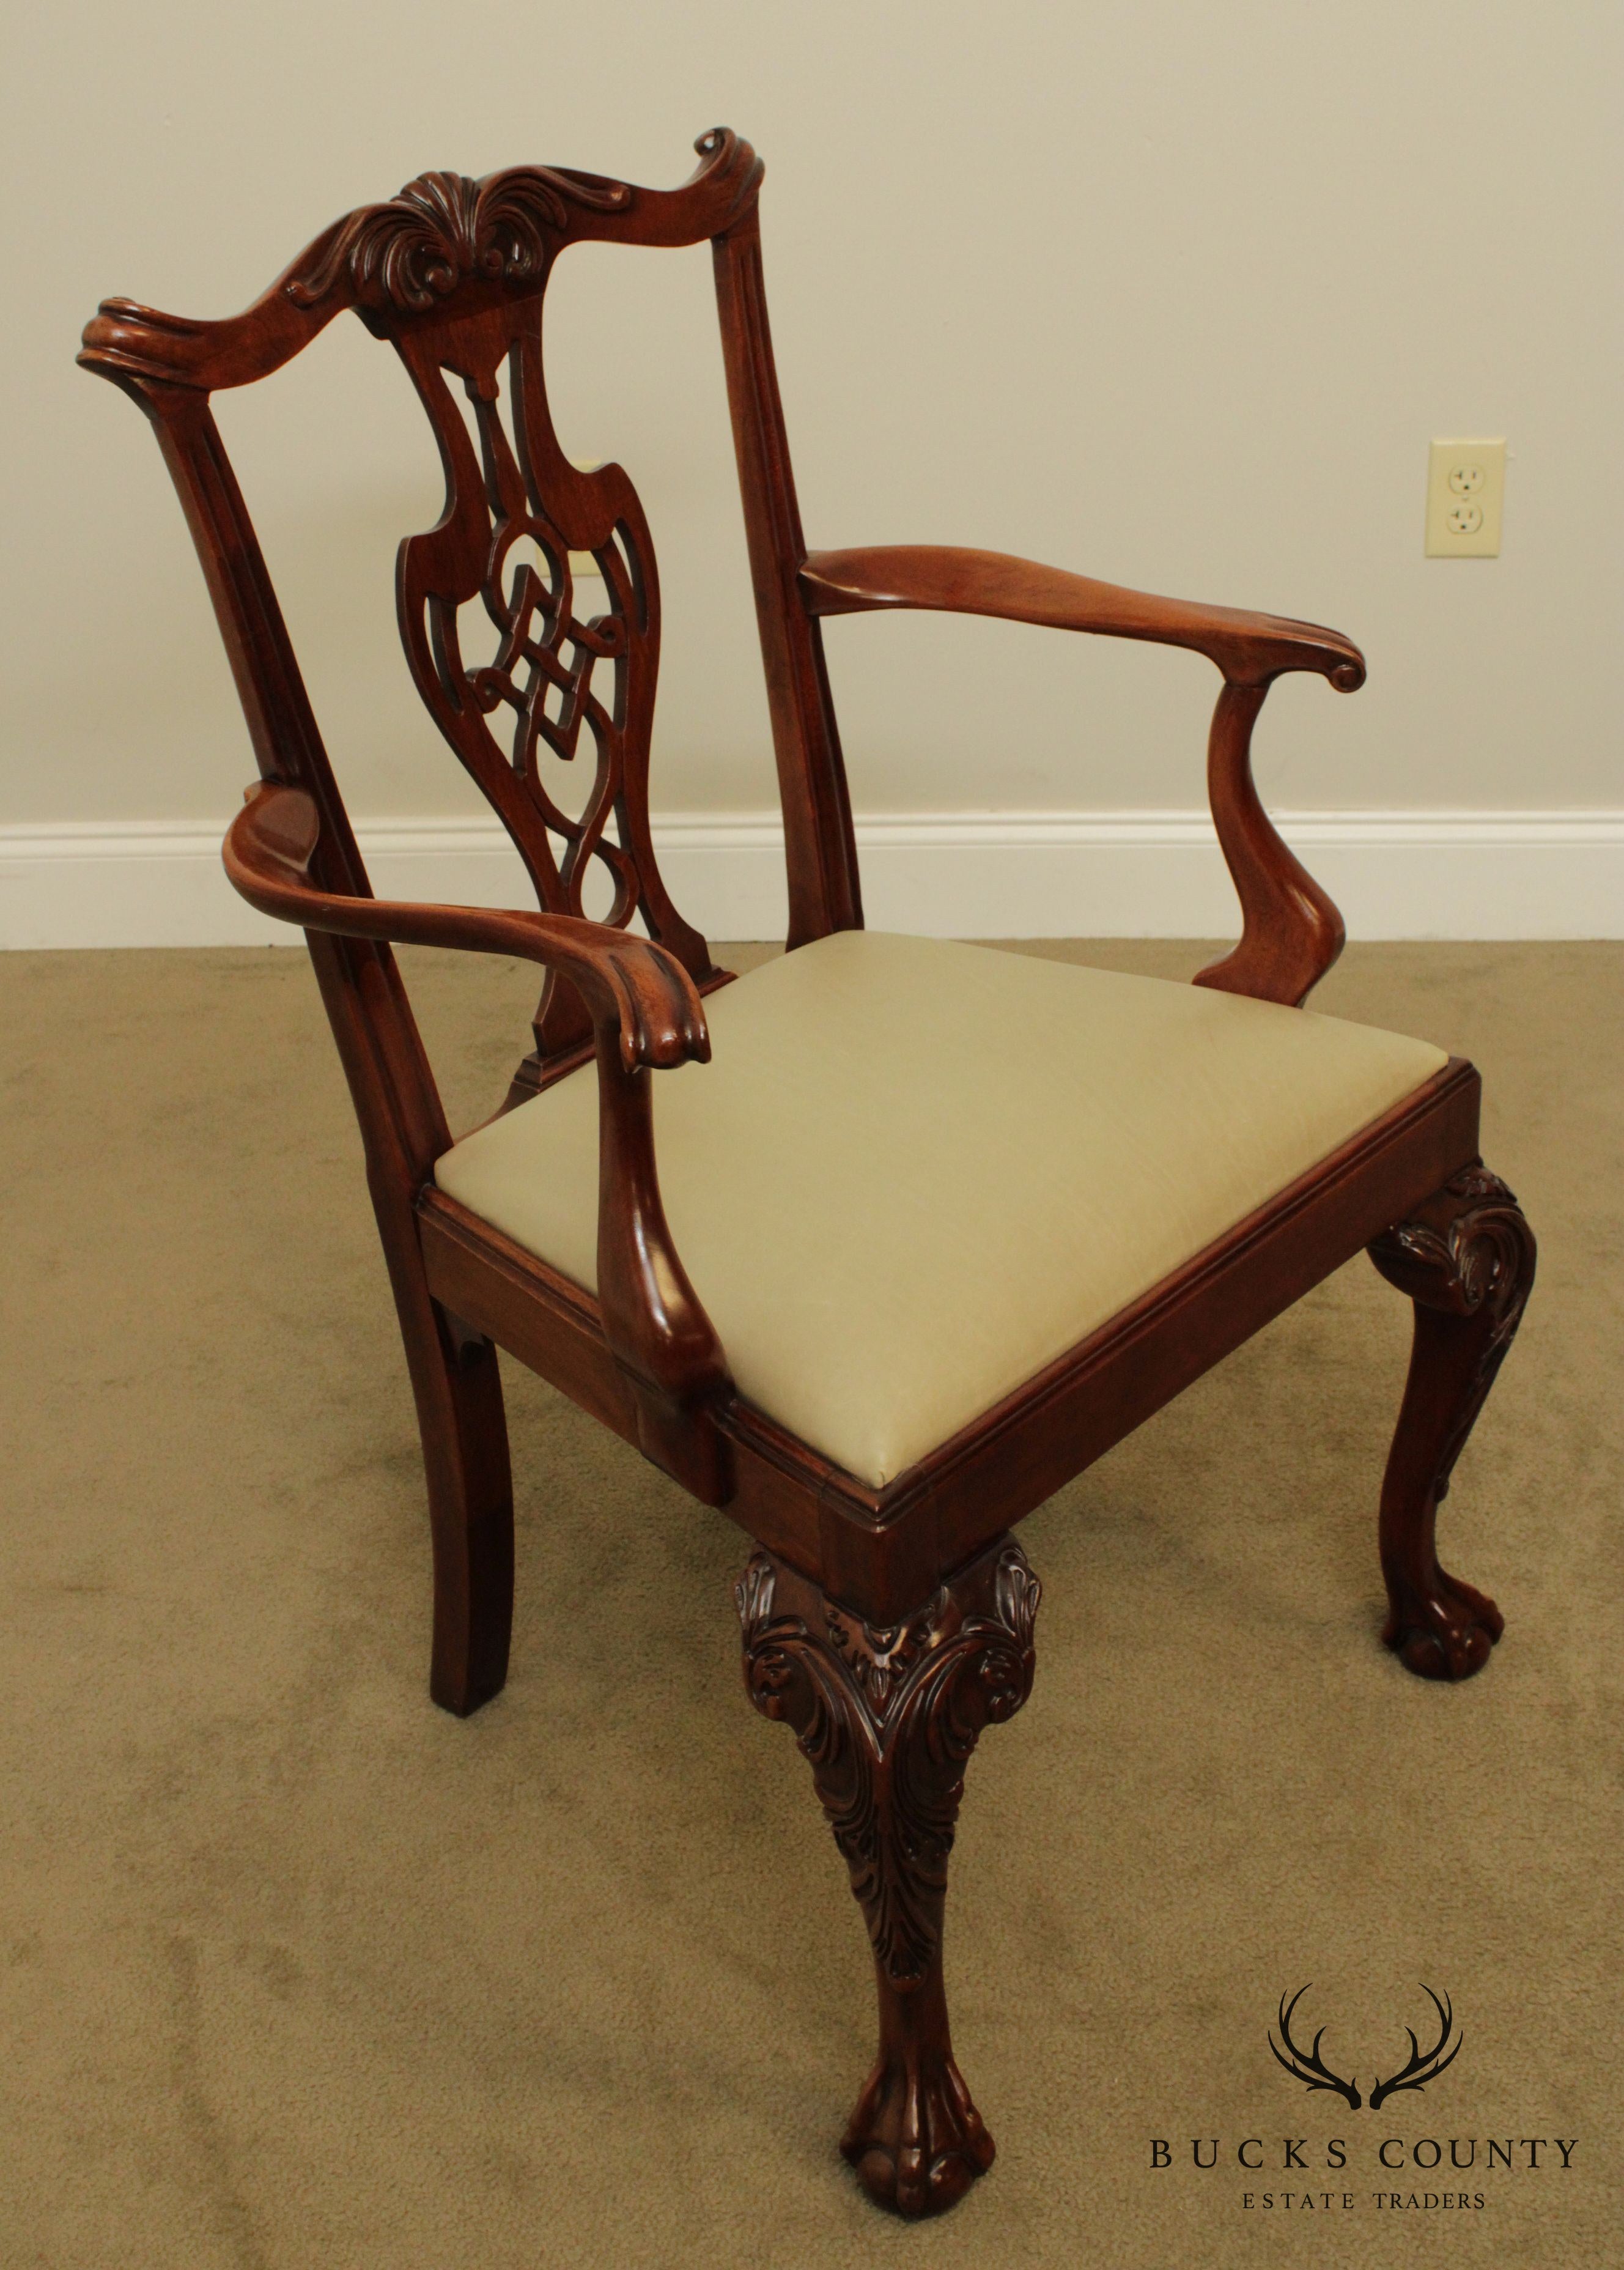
[736,1542,1039,1986]
[1369,1166,1535,1507]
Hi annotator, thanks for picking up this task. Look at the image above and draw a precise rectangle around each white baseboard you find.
[1,808,1620,948]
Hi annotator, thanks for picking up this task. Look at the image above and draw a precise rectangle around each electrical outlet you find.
[1425,438,1507,557]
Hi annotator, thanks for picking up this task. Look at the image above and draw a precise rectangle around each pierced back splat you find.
[390,290,716,1085]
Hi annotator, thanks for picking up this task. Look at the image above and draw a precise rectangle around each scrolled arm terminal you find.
[224,782,711,1073]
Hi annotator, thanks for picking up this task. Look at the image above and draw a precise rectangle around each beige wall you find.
[4,1,1618,829]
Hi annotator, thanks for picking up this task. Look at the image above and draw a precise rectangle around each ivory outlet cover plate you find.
[1426,438,1507,558]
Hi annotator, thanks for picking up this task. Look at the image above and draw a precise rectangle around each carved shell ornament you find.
[286,165,632,313]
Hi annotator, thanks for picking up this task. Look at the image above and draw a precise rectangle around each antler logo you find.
[1269,1985,1462,2113]
[1368,1986,1463,2110]
[1270,1986,1362,2109]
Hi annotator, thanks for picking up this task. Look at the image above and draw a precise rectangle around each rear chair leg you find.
[417,1304,514,1716]
[384,1241,514,1715]
[737,1537,1039,2219]
[1368,1167,1535,1681]
[304,928,515,1716]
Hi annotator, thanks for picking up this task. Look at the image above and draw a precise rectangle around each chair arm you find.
[799,545,1365,690]
[800,544,1359,1007]
[224,782,710,1073]
[225,782,734,1503]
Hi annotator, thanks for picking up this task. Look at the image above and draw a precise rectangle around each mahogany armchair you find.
[81,130,1534,2220]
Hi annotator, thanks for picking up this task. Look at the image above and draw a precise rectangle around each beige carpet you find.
[4,938,1620,2269]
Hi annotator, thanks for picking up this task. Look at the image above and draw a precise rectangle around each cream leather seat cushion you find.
[435,933,1447,1488]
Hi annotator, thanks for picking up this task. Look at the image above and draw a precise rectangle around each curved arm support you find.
[799,545,1365,690]
[226,783,734,1501]
[1191,681,1345,1007]
[800,544,1357,1005]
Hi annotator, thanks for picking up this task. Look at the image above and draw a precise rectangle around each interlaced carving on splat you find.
[467,511,623,787]
[393,303,714,1077]
[426,368,641,925]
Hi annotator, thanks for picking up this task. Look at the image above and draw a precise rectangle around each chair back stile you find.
[103,380,454,1186]
[78,127,863,1128]
[711,211,863,945]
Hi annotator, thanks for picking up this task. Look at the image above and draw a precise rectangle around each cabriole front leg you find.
[736,1537,1039,2217]
[1368,1167,1535,1680]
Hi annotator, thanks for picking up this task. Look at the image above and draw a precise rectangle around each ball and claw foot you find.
[841,2040,996,2218]
[1383,1565,1504,1682]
